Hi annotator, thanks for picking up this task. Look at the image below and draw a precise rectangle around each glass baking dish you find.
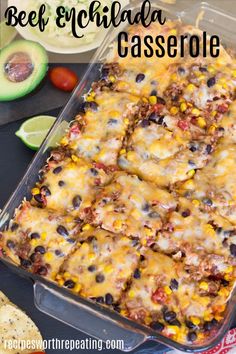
[1,1,236,352]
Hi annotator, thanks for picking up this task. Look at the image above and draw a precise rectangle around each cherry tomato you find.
[49,66,78,92]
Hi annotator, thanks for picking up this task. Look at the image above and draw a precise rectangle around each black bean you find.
[163,311,177,323]
[20,258,32,268]
[83,101,99,112]
[96,273,105,283]
[34,194,44,204]
[87,236,97,243]
[133,268,141,279]
[187,332,197,342]
[182,209,191,218]
[101,67,109,79]
[113,305,121,313]
[64,280,75,289]
[203,321,213,331]
[6,240,15,249]
[96,296,104,304]
[67,238,76,244]
[230,244,236,256]
[131,239,139,247]
[170,278,179,290]
[72,195,82,210]
[136,73,145,83]
[216,227,222,234]
[199,66,208,72]
[53,166,62,175]
[55,249,63,257]
[148,211,160,219]
[105,293,114,305]
[30,232,40,240]
[150,89,157,96]
[178,67,185,75]
[88,265,96,272]
[156,96,166,105]
[36,266,48,276]
[202,198,213,206]
[10,223,19,231]
[171,319,181,327]
[90,168,99,176]
[150,321,164,331]
[40,186,51,196]
[35,246,46,255]
[58,180,65,187]
[185,320,196,329]
[188,160,196,167]
[57,225,69,237]
[221,279,229,287]
[218,127,225,132]
[142,203,150,212]
[189,145,197,152]
[108,118,118,125]
[140,119,150,128]
[207,77,216,87]
[206,144,212,154]
[30,253,37,263]
[140,255,145,261]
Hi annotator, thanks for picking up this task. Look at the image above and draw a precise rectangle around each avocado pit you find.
[4,52,34,83]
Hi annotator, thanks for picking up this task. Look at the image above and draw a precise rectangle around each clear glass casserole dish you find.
[0,1,236,352]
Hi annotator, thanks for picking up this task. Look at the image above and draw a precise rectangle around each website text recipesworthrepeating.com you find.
[4,337,125,351]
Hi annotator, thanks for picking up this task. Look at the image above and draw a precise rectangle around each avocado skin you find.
[0,40,48,102]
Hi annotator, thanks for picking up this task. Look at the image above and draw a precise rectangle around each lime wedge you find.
[0,21,17,49]
[15,115,56,150]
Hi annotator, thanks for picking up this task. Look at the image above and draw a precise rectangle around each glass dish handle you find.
[34,282,147,351]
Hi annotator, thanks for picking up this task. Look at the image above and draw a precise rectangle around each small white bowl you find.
[8,0,129,54]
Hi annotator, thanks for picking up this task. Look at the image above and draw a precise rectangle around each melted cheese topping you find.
[119,114,211,187]
[58,228,139,301]
[67,91,139,166]
[179,139,236,225]
[92,172,176,242]
[36,156,110,217]
[0,203,80,279]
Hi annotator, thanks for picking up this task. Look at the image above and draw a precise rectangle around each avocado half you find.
[0,40,48,101]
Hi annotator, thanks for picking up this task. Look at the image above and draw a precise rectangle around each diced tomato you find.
[153,103,164,113]
[177,119,189,131]
[151,288,167,304]
[217,104,228,114]
[49,67,79,92]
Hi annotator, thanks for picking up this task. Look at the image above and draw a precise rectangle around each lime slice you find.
[15,115,56,150]
[0,21,17,49]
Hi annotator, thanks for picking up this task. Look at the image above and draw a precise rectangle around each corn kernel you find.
[126,151,136,162]
[141,238,147,246]
[164,286,172,295]
[215,314,223,321]
[199,281,209,291]
[58,279,64,286]
[124,118,129,125]
[169,29,177,36]
[109,75,116,83]
[144,227,153,237]
[170,106,179,115]
[60,136,69,146]
[166,325,179,334]
[208,124,217,134]
[197,117,206,128]
[192,108,200,117]
[31,188,40,196]
[113,220,123,230]
[224,274,231,281]
[211,110,217,117]
[171,73,177,81]
[224,266,233,274]
[64,272,71,280]
[56,274,62,280]
[104,264,113,273]
[182,179,194,190]
[180,102,187,112]
[44,253,53,262]
[218,288,230,297]
[41,232,47,241]
[233,70,236,78]
[149,96,157,105]
[128,290,136,298]
[208,66,216,74]
[192,199,200,207]
[142,97,149,103]
[203,224,215,237]
[119,149,126,155]
[203,313,213,321]
[71,154,79,162]
[86,95,95,102]
[88,253,96,260]
[30,239,38,247]
[187,169,195,178]
[187,83,195,91]
[198,74,205,81]
[120,309,128,316]
[110,110,120,118]
[71,276,78,283]
[82,224,94,232]
[74,283,82,293]
[190,316,200,326]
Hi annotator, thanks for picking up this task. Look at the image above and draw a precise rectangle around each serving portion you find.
[1,19,236,347]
